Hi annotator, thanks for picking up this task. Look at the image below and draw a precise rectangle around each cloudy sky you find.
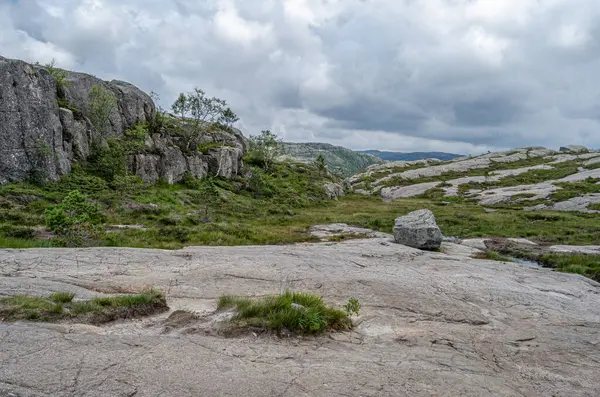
[1,0,599,155]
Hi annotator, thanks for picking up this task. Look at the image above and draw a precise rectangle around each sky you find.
[1,0,600,155]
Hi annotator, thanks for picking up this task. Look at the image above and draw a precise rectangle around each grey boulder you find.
[393,209,443,250]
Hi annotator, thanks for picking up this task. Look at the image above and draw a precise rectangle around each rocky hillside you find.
[281,142,381,177]
[0,55,245,184]
[360,150,462,162]
[349,146,600,212]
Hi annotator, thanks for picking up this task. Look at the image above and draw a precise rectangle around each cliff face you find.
[0,55,245,184]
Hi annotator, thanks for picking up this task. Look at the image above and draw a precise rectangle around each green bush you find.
[217,291,352,334]
[49,172,109,194]
[197,141,222,154]
[0,224,36,239]
[45,190,104,246]
[88,138,127,181]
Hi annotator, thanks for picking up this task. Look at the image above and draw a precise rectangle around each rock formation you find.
[0,55,246,184]
[393,209,443,250]
[349,146,600,212]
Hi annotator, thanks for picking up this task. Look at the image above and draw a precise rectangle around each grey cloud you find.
[2,0,600,153]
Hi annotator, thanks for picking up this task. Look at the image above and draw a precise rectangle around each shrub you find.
[0,224,36,239]
[45,190,104,246]
[197,141,222,154]
[43,59,71,94]
[248,130,282,171]
[343,297,361,316]
[87,138,127,181]
[217,291,352,335]
[49,172,109,194]
[88,84,117,141]
[198,179,221,220]
[123,122,150,152]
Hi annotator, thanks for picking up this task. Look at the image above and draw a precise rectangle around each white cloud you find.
[2,0,600,154]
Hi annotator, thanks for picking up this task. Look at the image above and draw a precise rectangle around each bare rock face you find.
[61,74,155,139]
[323,182,345,199]
[127,133,245,183]
[0,56,66,183]
[393,209,443,249]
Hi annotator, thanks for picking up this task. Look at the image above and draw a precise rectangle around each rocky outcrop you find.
[393,209,443,250]
[0,55,246,184]
[560,145,589,154]
[126,132,245,183]
[0,56,66,183]
[323,182,345,199]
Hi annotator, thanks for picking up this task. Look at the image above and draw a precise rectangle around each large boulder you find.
[393,209,443,250]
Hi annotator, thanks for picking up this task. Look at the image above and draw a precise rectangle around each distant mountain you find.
[281,142,382,177]
[359,150,463,162]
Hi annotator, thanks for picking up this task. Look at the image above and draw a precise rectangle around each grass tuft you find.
[50,291,75,303]
[0,289,167,324]
[217,291,352,335]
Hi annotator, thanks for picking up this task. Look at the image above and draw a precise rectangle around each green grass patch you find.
[0,289,167,324]
[217,291,353,335]
[537,253,600,282]
[588,203,600,211]
[50,292,75,303]
[472,251,513,262]
[551,179,600,201]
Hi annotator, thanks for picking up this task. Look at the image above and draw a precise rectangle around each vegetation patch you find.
[216,292,354,335]
[484,240,600,282]
[551,179,600,201]
[588,203,600,211]
[472,251,513,262]
[0,289,167,324]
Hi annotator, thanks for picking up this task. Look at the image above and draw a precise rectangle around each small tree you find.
[170,88,228,152]
[88,84,117,143]
[220,107,239,127]
[45,190,104,246]
[171,93,188,122]
[248,130,282,171]
[315,153,327,175]
[44,59,71,93]
[198,179,220,221]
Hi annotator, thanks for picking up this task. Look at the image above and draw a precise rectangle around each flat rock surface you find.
[1,241,599,397]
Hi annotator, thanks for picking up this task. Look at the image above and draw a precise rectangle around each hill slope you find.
[360,150,462,162]
[349,146,600,213]
[282,142,381,177]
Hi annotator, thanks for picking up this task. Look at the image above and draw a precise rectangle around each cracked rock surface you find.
[1,239,599,397]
